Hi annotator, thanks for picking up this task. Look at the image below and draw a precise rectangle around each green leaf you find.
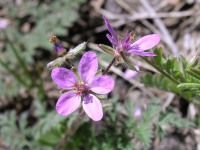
[153,47,163,67]
[37,128,61,146]
[165,57,176,74]
[177,83,200,91]
[185,69,200,81]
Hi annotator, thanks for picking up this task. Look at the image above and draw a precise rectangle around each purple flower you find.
[49,36,67,56]
[51,52,114,121]
[0,19,8,29]
[103,16,160,57]
[124,66,139,78]
[134,108,141,117]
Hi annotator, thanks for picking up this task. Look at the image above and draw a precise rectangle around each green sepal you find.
[90,92,107,100]
[95,69,103,76]
[46,53,75,70]
[120,53,138,71]
[98,44,115,56]
[46,57,66,70]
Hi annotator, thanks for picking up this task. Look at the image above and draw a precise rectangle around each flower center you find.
[73,83,88,95]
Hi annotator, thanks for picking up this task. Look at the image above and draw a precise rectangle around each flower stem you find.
[36,62,46,101]
[102,58,115,75]
[55,113,84,150]
[0,59,27,87]
[2,30,35,87]
[141,56,179,85]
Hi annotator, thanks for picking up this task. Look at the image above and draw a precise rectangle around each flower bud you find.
[98,44,116,56]
[69,41,87,55]
[46,57,65,70]
[49,36,67,56]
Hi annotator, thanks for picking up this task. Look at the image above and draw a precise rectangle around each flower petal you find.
[90,76,114,94]
[82,94,103,121]
[103,16,118,44]
[56,92,81,116]
[78,52,98,83]
[51,68,77,89]
[134,108,141,117]
[124,67,139,78]
[106,34,118,46]
[130,51,157,56]
[130,34,160,51]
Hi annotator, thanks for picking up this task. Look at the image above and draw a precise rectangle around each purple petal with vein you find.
[83,94,103,121]
[131,34,160,51]
[51,68,77,89]
[78,52,98,84]
[56,92,81,116]
[134,108,141,117]
[130,51,157,56]
[103,16,118,44]
[124,67,139,78]
[106,34,118,46]
[90,76,114,94]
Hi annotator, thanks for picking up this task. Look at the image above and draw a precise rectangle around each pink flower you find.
[134,108,141,117]
[124,66,139,78]
[0,19,8,29]
[51,52,114,121]
[103,16,160,56]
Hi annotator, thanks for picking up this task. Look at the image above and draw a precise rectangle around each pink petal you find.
[131,34,160,50]
[106,34,118,46]
[56,92,81,116]
[82,94,103,121]
[134,108,141,117]
[90,76,114,94]
[0,19,8,29]
[130,51,157,56]
[103,16,118,44]
[51,68,77,89]
[78,52,98,84]
[124,67,139,78]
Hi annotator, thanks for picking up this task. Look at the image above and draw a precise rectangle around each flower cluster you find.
[50,16,160,121]
[99,16,160,70]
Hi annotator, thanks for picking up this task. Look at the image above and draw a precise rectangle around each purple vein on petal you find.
[90,76,114,94]
[56,92,81,116]
[78,52,98,84]
[103,16,118,45]
[82,94,103,121]
[51,68,77,89]
[131,34,160,51]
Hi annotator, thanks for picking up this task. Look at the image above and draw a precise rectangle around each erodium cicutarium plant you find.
[51,52,114,121]
[99,16,160,71]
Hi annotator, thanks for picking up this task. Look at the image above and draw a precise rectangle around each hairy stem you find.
[2,30,35,87]
[36,62,46,101]
[55,113,84,150]
[102,58,115,75]
[0,59,27,87]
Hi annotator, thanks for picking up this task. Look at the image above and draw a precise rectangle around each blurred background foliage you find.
[0,0,85,97]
